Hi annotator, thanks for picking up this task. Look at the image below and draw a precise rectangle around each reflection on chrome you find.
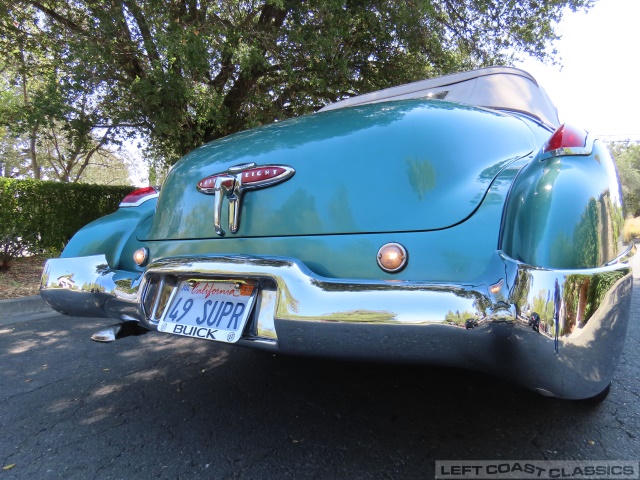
[41,244,634,400]
[512,266,631,339]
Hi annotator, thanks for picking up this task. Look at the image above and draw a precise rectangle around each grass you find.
[623,217,640,242]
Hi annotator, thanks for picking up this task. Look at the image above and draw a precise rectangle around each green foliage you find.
[561,273,589,334]
[444,310,477,325]
[558,269,627,335]
[532,291,555,327]
[0,77,26,178]
[0,227,32,270]
[511,270,533,315]
[583,269,627,322]
[0,4,126,181]
[610,141,640,215]
[0,0,593,167]
[572,197,601,267]
[0,178,134,259]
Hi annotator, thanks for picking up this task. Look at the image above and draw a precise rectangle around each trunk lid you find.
[146,100,536,240]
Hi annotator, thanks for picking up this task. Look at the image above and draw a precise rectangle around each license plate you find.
[157,279,257,343]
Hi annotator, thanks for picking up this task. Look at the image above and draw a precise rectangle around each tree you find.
[0,69,132,183]
[0,4,130,182]
[0,85,26,178]
[0,6,55,179]
[0,67,28,177]
[35,126,134,183]
[2,0,594,166]
[609,141,640,216]
[0,126,24,178]
[77,147,134,185]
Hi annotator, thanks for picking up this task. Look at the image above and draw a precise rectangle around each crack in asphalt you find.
[0,371,94,405]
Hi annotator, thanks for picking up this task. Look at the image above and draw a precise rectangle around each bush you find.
[0,179,135,263]
[0,227,33,271]
[623,216,640,242]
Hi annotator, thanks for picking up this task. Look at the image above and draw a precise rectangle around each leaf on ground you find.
[3,464,16,470]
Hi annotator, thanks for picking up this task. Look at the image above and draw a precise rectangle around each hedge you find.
[0,178,136,256]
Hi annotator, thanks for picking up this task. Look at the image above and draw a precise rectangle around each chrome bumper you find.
[41,248,634,399]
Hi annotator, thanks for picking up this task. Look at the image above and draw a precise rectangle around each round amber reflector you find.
[377,243,408,273]
[133,247,149,266]
[489,279,504,294]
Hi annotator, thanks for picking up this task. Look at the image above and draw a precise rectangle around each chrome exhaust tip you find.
[91,323,149,342]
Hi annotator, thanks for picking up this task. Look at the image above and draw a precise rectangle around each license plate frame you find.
[157,279,257,343]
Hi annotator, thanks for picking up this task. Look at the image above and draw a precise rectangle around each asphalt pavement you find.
[1,257,639,479]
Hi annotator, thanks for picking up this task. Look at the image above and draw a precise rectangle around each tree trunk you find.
[29,129,40,180]
[19,44,41,180]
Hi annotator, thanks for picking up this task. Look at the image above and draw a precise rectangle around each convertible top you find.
[319,66,560,127]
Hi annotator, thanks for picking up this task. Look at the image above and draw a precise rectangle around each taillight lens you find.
[120,186,159,207]
[543,124,588,153]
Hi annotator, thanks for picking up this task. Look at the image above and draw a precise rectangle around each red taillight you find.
[120,186,158,207]
[543,124,588,153]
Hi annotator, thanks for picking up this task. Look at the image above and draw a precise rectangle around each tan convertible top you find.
[319,66,560,127]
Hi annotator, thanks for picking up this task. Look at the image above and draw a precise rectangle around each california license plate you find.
[157,279,257,343]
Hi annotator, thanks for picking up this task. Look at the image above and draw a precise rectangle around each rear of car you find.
[41,67,634,400]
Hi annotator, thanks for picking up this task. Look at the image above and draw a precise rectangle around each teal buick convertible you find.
[41,66,634,402]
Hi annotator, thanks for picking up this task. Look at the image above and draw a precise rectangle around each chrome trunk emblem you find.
[197,163,295,236]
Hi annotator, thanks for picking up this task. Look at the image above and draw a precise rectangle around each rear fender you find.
[501,139,625,269]
[61,199,156,272]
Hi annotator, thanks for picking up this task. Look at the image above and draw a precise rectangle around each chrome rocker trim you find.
[41,248,634,400]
